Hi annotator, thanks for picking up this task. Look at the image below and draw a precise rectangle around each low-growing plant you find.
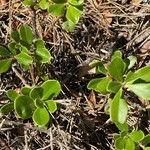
[23,0,83,31]
[0,80,61,127]
[0,24,52,74]
[87,50,150,149]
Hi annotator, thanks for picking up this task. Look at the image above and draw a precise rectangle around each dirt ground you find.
[0,0,150,149]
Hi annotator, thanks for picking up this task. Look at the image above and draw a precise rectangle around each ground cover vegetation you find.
[0,0,150,149]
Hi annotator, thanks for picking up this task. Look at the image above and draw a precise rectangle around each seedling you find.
[0,80,61,127]
[0,24,52,74]
[87,50,150,149]
[23,0,83,31]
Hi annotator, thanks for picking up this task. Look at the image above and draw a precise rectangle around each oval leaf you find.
[0,45,11,56]
[126,83,150,100]
[21,87,31,95]
[14,95,34,119]
[129,130,145,142]
[0,59,12,73]
[110,89,128,124]
[125,138,135,150]
[32,107,49,126]
[38,0,49,10]
[0,103,14,115]
[48,4,65,16]
[115,137,126,149]
[19,25,33,44]
[34,99,44,108]
[6,89,18,101]
[41,80,61,100]
[30,87,43,100]
[45,100,57,113]
[108,57,126,81]
[87,77,110,95]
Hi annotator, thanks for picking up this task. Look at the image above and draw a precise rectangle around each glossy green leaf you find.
[107,81,122,93]
[41,80,61,100]
[15,51,33,67]
[111,50,122,60]
[87,77,110,95]
[14,95,34,119]
[39,0,49,10]
[34,99,44,108]
[32,107,49,126]
[8,42,17,55]
[62,20,76,32]
[0,103,14,115]
[0,45,11,56]
[108,57,126,81]
[19,25,33,44]
[35,48,52,63]
[129,130,144,142]
[69,0,83,5]
[6,89,18,101]
[115,137,126,149]
[66,5,82,24]
[0,59,12,73]
[21,87,31,95]
[125,138,135,150]
[141,134,150,147]
[45,100,57,113]
[30,87,43,100]
[110,89,128,124]
[115,122,128,132]
[126,83,150,100]
[48,4,65,16]
[11,31,20,42]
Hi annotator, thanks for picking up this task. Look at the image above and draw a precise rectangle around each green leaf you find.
[115,137,126,149]
[111,50,122,60]
[62,20,76,32]
[21,87,31,95]
[30,87,43,100]
[108,57,126,81]
[6,89,18,101]
[48,4,65,16]
[0,59,12,73]
[32,107,50,126]
[34,99,44,108]
[35,48,52,63]
[87,77,111,95]
[45,100,57,113]
[126,83,150,100]
[115,122,128,132]
[129,130,144,142]
[35,39,45,49]
[23,0,35,6]
[14,95,34,119]
[0,103,14,115]
[41,80,61,100]
[125,138,135,150]
[15,51,33,67]
[11,31,20,42]
[107,81,122,93]
[126,55,137,70]
[89,60,107,75]
[38,0,49,10]
[110,89,128,124]
[66,5,82,24]
[69,0,83,5]
[125,66,150,83]
[8,42,17,55]
[141,134,150,147]
[19,25,33,44]
[0,45,11,56]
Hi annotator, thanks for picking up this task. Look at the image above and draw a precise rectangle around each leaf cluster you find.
[0,25,52,73]
[0,80,61,127]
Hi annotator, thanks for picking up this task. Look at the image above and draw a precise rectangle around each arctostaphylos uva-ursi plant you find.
[0,24,52,75]
[0,80,61,127]
[87,50,150,150]
[22,0,83,32]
